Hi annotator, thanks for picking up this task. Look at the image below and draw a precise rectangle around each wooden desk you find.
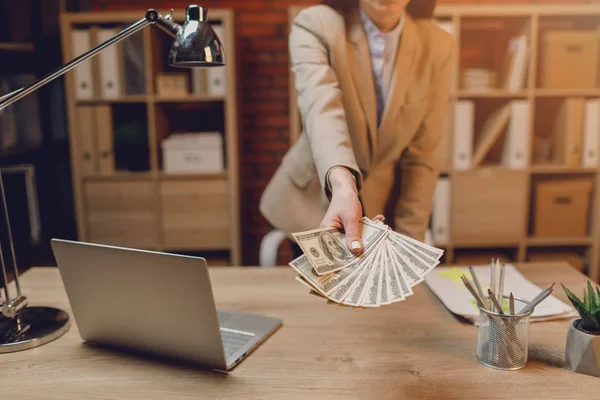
[1,262,598,399]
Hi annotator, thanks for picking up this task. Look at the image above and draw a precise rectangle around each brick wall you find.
[89,0,590,265]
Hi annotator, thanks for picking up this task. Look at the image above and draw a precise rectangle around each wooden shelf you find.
[76,96,148,105]
[0,42,34,52]
[435,4,600,17]
[60,8,241,265]
[536,89,600,98]
[526,237,593,247]
[455,90,529,98]
[529,166,598,175]
[153,95,225,103]
[452,242,520,249]
[159,171,228,180]
[82,172,153,182]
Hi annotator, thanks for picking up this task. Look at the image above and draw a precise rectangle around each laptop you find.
[50,239,282,371]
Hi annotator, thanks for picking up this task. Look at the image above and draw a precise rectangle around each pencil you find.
[490,259,496,311]
[488,288,505,314]
[498,263,505,309]
[461,276,489,311]
[519,285,555,314]
[509,292,515,315]
[468,265,486,301]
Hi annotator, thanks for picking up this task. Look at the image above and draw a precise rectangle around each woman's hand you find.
[320,168,386,253]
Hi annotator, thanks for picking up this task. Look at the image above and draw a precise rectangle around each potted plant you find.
[562,281,600,377]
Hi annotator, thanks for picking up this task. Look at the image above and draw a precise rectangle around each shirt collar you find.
[359,8,405,42]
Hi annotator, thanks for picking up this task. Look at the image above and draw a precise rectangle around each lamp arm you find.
[0,8,180,112]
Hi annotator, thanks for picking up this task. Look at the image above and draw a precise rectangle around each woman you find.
[260,0,454,257]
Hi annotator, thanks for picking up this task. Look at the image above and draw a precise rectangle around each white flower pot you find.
[565,318,600,377]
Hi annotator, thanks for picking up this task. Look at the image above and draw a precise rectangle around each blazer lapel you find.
[379,14,418,131]
[347,10,378,155]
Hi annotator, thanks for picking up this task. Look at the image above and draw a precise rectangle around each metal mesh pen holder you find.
[476,297,533,370]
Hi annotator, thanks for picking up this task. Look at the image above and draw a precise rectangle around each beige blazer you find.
[259,4,456,242]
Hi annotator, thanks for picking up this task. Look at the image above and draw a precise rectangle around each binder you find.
[97,28,122,98]
[582,99,600,167]
[502,100,530,169]
[122,30,146,95]
[432,177,450,245]
[76,106,98,176]
[472,103,511,166]
[502,34,529,92]
[206,25,227,96]
[553,97,584,167]
[94,105,115,174]
[452,101,474,170]
[71,29,95,99]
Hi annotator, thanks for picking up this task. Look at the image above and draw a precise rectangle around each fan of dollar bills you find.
[289,217,445,308]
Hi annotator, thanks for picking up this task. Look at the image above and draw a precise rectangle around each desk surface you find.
[1,262,598,399]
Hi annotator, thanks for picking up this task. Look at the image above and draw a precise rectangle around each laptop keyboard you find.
[220,327,255,359]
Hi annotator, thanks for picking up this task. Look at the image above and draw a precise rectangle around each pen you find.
[488,288,505,314]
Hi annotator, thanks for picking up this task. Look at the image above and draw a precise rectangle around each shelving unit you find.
[288,4,600,281]
[59,9,241,265]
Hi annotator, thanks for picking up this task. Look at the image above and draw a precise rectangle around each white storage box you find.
[162,132,224,174]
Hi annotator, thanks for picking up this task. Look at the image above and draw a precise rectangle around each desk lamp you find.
[0,4,225,353]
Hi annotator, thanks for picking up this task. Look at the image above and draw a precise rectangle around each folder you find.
[94,105,115,174]
[472,103,511,166]
[432,177,450,245]
[452,101,474,170]
[582,99,600,167]
[206,25,227,96]
[97,28,122,98]
[501,100,530,169]
[553,97,584,167]
[71,29,95,99]
[122,30,146,95]
[502,34,529,92]
[76,106,98,176]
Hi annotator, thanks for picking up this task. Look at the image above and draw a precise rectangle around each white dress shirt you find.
[359,9,405,125]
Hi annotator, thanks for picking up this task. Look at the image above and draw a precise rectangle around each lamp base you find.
[0,306,70,353]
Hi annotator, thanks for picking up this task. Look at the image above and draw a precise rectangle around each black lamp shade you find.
[169,5,225,67]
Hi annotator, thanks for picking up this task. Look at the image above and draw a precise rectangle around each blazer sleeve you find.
[394,39,456,242]
[289,10,363,197]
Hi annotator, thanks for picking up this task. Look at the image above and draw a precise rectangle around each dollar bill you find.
[383,244,404,303]
[389,230,444,261]
[387,236,433,277]
[292,220,388,276]
[290,216,445,308]
[359,251,382,307]
[378,252,389,305]
[327,239,382,303]
[341,261,373,306]
[386,240,422,286]
[289,254,356,294]
[384,242,413,297]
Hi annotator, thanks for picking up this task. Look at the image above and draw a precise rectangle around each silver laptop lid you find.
[50,239,228,370]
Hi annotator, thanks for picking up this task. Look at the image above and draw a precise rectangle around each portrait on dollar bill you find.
[319,231,351,266]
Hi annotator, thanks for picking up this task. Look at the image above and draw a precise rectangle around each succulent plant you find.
[562,281,600,333]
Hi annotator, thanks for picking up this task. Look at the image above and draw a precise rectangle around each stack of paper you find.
[424,264,577,324]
